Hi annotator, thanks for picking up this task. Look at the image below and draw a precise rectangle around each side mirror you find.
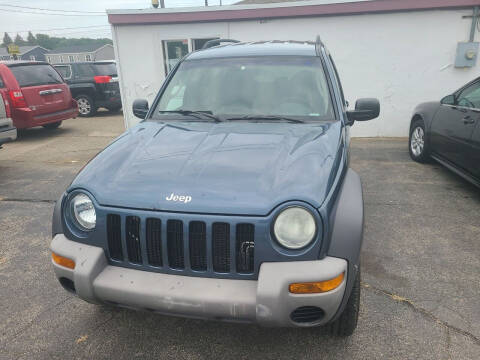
[346,98,380,124]
[132,99,149,119]
[440,94,455,105]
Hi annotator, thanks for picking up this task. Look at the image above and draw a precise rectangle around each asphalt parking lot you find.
[0,114,479,359]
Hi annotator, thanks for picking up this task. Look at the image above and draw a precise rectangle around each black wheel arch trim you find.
[52,193,65,237]
[327,168,364,322]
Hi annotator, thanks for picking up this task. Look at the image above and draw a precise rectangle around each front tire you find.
[75,94,96,117]
[42,121,62,130]
[328,268,360,337]
[409,118,430,163]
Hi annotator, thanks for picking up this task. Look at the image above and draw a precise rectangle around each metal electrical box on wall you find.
[455,42,479,67]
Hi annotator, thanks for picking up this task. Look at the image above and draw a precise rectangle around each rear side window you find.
[92,63,117,76]
[9,64,63,87]
[76,64,95,77]
[54,65,72,79]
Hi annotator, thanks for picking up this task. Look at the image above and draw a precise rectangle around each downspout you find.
[470,6,479,42]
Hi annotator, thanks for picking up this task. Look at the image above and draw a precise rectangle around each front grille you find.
[236,223,255,273]
[106,214,255,277]
[167,220,184,269]
[212,222,230,273]
[107,214,122,260]
[126,216,142,263]
[146,218,162,266]
[189,221,207,271]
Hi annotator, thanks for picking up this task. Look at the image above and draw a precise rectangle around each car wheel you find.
[328,268,360,337]
[42,121,62,130]
[409,118,430,163]
[75,95,96,117]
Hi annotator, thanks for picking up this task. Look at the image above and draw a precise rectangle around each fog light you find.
[289,272,344,294]
[52,252,75,269]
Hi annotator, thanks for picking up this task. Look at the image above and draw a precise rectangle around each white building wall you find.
[113,8,480,137]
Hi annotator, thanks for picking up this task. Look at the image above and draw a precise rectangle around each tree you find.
[27,31,36,45]
[2,32,13,47]
[14,34,26,46]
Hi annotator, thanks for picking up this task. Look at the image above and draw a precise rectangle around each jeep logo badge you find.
[166,193,192,203]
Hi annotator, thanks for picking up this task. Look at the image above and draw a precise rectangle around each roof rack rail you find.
[315,35,324,56]
[202,39,240,49]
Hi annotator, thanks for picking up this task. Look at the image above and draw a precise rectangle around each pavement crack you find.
[0,197,55,204]
[361,282,480,346]
[0,296,73,349]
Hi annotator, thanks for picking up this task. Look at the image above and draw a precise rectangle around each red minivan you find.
[0,61,78,129]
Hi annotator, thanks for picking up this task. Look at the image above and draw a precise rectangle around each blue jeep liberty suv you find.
[51,38,379,336]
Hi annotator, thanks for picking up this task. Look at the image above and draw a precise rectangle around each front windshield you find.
[153,56,335,121]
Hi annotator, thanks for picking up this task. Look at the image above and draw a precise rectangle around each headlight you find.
[273,206,316,249]
[69,193,96,230]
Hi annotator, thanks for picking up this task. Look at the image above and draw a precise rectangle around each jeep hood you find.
[71,120,344,215]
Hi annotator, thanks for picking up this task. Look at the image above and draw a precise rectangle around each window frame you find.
[54,64,73,80]
[162,39,190,76]
[455,80,480,110]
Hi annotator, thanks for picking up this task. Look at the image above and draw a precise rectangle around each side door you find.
[71,63,95,87]
[469,121,480,181]
[68,64,96,98]
[430,80,480,171]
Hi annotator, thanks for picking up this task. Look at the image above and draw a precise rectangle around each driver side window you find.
[457,81,480,109]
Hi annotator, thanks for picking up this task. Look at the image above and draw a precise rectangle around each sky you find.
[0,0,237,39]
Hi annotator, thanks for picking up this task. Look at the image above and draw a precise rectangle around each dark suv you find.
[54,61,122,117]
[51,38,379,336]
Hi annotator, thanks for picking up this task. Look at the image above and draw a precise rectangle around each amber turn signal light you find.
[52,252,75,269]
[289,272,345,294]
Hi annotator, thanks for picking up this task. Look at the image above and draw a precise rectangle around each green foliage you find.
[2,32,13,47]
[14,34,26,46]
[35,34,112,50]
[27,31,36,45]
[2,32,112,49]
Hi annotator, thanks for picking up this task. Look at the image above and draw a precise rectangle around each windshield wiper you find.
[158,110,222,122]
[225,115,304,123]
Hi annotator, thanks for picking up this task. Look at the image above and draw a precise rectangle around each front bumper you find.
[51,234,348,327]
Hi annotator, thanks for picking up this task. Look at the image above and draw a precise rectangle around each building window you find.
[192,38,219,51]
[162,39,189,75]
[30,55,36,61]
[59,56,64,63]
[85,54,92,61]
[69,55,74,62]
[46,56,51,63]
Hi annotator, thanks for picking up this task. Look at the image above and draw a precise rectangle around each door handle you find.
[462,116,475,124]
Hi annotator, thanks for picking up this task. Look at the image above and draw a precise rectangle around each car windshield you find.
[152,56,335,121]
